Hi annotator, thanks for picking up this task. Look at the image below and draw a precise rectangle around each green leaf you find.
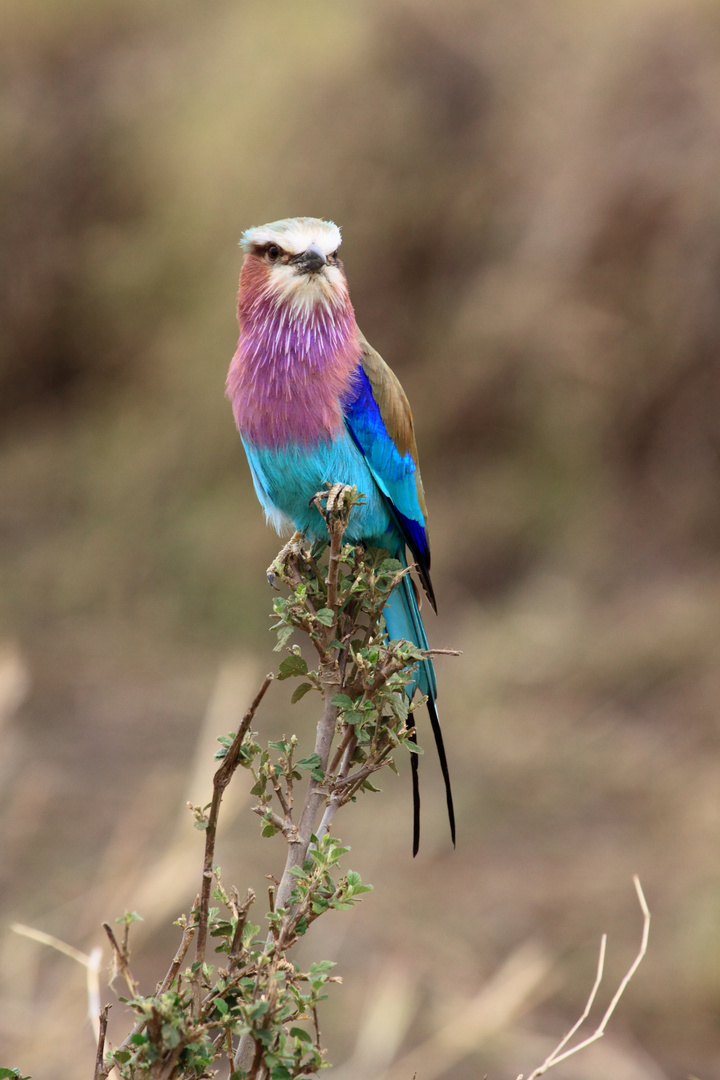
[290,682,313,704]
[308,960,336,975]
[290,1027,313,1044]
[115,910,143,925]
[389,695,409,722]
[248,999,270,1020]
[161,1024,181,1048]
[405,740,424,754]
[327,844,349,860]
[278,655,308,680]
[315,608,334,625]
[270,1068,292,1080]
[268,739,289,752]
[296,753,322,772]
[215,997,229,1016]
[242,921,260,945]
[343,710,364,726]
[331,693,354,709]
[274,625,294,651]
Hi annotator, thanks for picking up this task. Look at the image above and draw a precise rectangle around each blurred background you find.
[2,0,720,1075]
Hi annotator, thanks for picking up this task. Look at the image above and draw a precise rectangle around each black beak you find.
[291,243,327,274]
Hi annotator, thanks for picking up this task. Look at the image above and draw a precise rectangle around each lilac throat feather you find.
[227,266,361,449]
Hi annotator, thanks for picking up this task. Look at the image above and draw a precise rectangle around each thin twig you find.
[228,890,255,967]
[155,1034,194,1080]
[272,687,340,915]
[225,1026,235,1074]
[327,725,356,778]
[94,1004,111,1080]
[112,1019,146,1062]
[109,917,199,1066]
[270,770,292,817]
[103,921,138,997]
[317,727,361,841]
[156,918,197,995]
[542,934,606,1064]
[333,760,385,790]
[312,1005,322,1052]
[252,804,298,839]
[195,673,274,970]
[518,875,650,1079]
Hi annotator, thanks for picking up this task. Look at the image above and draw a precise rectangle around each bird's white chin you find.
[267,263,348,317]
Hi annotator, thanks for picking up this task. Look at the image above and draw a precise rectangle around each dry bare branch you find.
[94,1004,111,1080]
[102,922,138,998]
[517,875,650,1080]
[194,671,273,969]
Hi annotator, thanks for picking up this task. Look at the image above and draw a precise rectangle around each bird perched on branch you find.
[226,216,454,854]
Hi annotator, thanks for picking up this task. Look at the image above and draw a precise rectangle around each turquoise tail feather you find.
[383,562,456,855]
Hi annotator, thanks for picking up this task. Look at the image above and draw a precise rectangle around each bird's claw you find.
[267,530,310,583]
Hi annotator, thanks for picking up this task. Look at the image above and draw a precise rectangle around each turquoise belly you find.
[243,432,396,547]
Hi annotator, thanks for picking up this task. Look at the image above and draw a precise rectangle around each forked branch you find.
[517,875,650,1080]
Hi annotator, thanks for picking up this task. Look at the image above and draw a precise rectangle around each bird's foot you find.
[267,530,309,586]
[311,483,354,524]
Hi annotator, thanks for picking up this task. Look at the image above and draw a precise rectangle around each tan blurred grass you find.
[3,0,720,1076]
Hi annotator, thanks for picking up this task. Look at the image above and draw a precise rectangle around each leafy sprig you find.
[96,485,424,1079]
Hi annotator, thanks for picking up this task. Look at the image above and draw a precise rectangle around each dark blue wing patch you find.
[342,364,430,569]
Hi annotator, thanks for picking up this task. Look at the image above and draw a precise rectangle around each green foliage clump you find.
[99,486,425,1079]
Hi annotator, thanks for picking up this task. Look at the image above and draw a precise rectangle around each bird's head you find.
[238,216,348,317]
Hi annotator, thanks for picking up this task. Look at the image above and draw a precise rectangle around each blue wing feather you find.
[342,364,430,572]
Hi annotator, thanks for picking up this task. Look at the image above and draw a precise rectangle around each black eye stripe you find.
[251,242,284,260]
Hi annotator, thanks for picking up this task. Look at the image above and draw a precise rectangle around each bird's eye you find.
[328,249,338,261]
[267,245,281,261]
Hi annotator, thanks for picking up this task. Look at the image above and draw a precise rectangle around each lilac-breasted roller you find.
[226,216,454,854]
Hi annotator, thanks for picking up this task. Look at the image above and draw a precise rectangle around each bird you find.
[226,216,454,855]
